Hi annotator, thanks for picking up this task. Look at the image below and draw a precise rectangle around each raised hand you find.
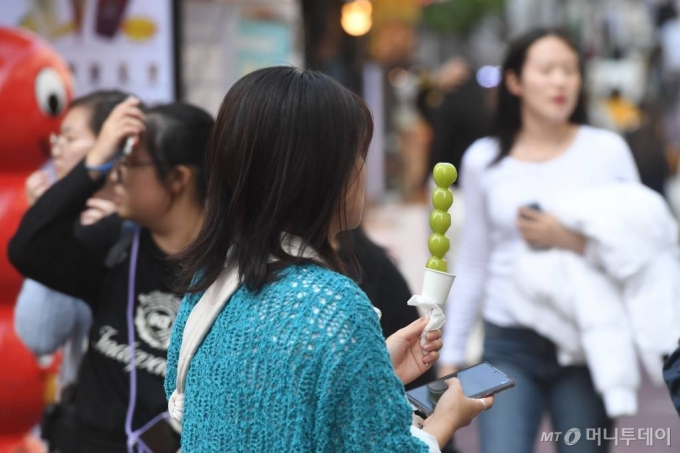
[85,97,145,173]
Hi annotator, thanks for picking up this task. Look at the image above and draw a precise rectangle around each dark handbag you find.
[40,385,82,453]
[137,416,181,453]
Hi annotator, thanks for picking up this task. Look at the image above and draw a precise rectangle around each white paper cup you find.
[421,267,456,306]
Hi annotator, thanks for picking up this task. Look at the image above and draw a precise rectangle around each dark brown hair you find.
[492,28,588,165]
[175,67,373,293]
[142,103,214,202]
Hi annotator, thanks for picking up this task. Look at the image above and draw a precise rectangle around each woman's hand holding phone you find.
[517,205,587,254]
[422,378,494,448]
[85,97,145,179]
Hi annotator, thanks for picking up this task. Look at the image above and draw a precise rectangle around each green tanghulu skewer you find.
[426,163,457,272]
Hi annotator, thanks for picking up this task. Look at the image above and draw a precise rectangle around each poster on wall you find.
[236,19,292,79]
[0,0,177,103]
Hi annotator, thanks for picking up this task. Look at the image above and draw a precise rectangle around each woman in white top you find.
[439,28,639,453]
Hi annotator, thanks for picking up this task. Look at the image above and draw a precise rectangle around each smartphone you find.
[122,136,135,156]
[526,202,541,211]
[520,202,542,219]
[406,362,515,416]
[521,202,549,251]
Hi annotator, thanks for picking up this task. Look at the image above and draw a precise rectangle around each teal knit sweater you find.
[165,264,429,452]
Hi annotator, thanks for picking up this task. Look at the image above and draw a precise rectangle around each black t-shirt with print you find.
[8,160,181,445]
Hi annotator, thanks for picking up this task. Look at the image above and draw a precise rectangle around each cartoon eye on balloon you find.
[34,67,68,117]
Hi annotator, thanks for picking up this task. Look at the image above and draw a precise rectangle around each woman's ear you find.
[505,70,523,97]
[168,165,193,196]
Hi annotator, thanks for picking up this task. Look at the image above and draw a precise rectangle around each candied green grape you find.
[426,162,457,272]
[426,256,447,272]
[428,233,450,258]
[429,211,451,234]
[431,188,453,211]
[433,163,457,187]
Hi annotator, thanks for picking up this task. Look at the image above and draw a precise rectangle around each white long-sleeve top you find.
[441,125,640,365]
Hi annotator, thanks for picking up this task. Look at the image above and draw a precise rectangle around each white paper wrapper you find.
[407,268,455,346]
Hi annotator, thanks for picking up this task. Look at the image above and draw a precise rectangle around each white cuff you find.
[603,387,638,418]
[410,425,441,453]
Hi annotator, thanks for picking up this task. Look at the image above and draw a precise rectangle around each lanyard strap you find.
[125,226,141,452]
[124,227,167,453]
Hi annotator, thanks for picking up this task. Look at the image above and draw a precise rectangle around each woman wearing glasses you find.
[15,90,127,387]
[9,98,213,452]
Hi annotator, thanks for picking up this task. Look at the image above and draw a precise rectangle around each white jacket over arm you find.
[513,183,680,417]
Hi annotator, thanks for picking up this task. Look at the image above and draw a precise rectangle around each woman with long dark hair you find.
[9,99,213,452]
[439,29,640,453]
[165,67,492,452]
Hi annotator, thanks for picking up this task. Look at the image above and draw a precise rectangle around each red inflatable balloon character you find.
[0,27,72,452]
